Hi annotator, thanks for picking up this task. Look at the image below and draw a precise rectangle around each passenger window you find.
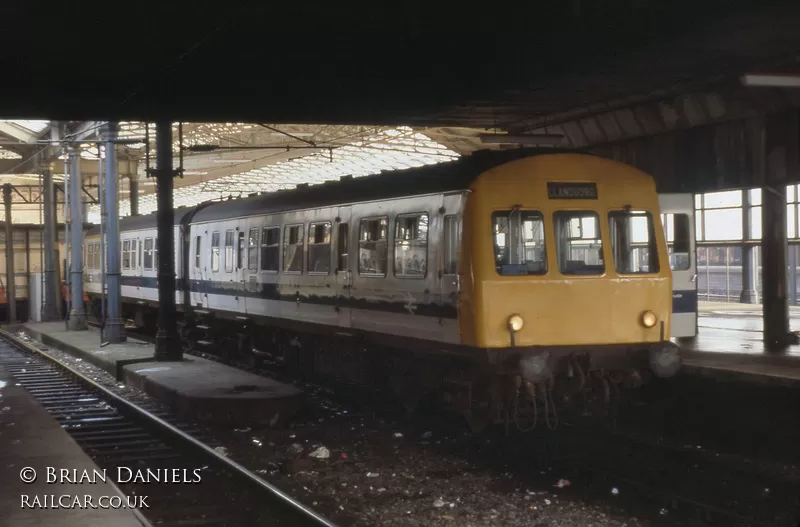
[394,213,428,278]
[237,231,245,270]
[553,211,604,275]
[336,223,349,271]
[443,215,459,275]
[154,237,159,270]
[609,210,660,274]
[248,228,259,271]
[224,230,234,272]
[143,238,154,270]
[493,210,546,276]
[661,213,691,271]
[122,240,131,270]
[358,217,388,276]
[195,236,201,269]
[283,224,304,273]
[308,222,331,274]
[211,232,220,272]
[261,227,280,272]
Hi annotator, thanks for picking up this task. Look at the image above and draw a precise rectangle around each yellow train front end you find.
[453,153,680,429]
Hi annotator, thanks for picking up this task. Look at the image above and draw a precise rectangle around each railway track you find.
[0,329,336,527]
[82,321,800,526]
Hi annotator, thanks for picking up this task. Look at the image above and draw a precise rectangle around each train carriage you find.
[84,149,682,431]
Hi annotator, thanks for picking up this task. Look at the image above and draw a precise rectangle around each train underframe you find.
[102,298,680,433]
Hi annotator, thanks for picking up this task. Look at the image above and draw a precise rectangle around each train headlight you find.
[641,311,657,328]
[508,314,524,332]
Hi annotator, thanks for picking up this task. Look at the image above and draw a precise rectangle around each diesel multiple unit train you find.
[84,149,684,431]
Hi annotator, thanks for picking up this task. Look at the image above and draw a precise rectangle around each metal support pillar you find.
[67,147,87,330]
[154,121,181,360]
[740,189,759,303]
[129,175,139,216]
[790,245,798,306]
[3,184,16,322]
[761,111,799,350]
[42,168,59,320]
[103,123,125,342]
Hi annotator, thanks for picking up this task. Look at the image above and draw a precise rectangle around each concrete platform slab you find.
[20,323,304,426]
[675,302,800,387]
[0,367,149,527]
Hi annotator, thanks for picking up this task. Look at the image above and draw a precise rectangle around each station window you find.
[261,227,280,272]
[224,230,234,272]
[608,210,659,274]
[122,240,131,270]
[492,210,546,276]
[195,236,202,269]
[143,238,154,270]
[248,228,259,271]
[237,231,245,270]
[661,213,691,271]
[308,222,332,274]
[283,224,304,273]
[394,213,428,278]
[211,232,220,272]
[443,215,459,275]
[358,217,388,276]
[553,211,604,275]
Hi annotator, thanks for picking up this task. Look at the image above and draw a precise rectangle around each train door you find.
[242,226,260,315]
[234,227,247,313]
[659,193,698,338]
[191,231,208,308]
[439,194,463,309]
[334,206,352,327]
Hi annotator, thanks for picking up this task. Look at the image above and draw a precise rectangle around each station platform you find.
[20,322,304,427]
[677,301,800,388]
[0,366,150,527]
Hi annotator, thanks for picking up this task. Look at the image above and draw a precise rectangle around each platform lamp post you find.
[153,122,182,361]
[740,72,800,349]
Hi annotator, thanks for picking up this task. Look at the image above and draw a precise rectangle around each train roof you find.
[88,147,586,235]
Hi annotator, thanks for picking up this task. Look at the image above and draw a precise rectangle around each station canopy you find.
[0,121,499,224]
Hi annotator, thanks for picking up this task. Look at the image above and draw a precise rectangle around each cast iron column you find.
[740,189,758,303]
[154,121,181,360]
[3,184,16,322]
[42,168,59,320]
[67,146,87,330]
[129,175,139,216]
[104,123,125,342]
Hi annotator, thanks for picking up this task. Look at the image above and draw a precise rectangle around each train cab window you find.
[661,213,691,271]
[358,217,388,276]
[195,236,202,269]
[143,238,154,270]
[308,222,331,274]
[122,240,131,270]
[211,232,221,272]
[394,213,428,278]
[283,224,304,273]
[237,231,246,270]
[336,223,349,271]
[492,210,546,276]
[608,210,660,274]
[247,228,259,270]
[224,230,234,272]
[261,227,280,272]
[553,211,604,275]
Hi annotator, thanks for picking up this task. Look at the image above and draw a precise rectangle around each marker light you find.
[641,311,657,328]
[508,314,524,332]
